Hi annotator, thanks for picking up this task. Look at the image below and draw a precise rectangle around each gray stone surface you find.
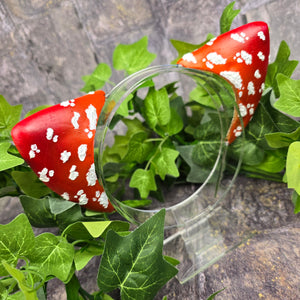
[0,0,300,299]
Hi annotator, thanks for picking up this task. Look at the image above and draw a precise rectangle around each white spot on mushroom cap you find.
[86,163,97,186]
[182,52,197,64]
[258,31,266,41]
[220,71,243,90]
[98,192,109,208]
[71,112,80,129]
[60,150,71,163]
[230,33,245,43]
[239,103,248,117]
[29,150,35,159]
[79,194,88,205]
[247,103,255,115]
[38,168,54,182]
[206,61,214,69]
[206,37,217,46]
[29,144,40,159]
[233,126,243,137]
[259,83,265,93]
[76,190,88,205]
[77,189,84,196]
[240,50,252,65]
[257,51,265,61]
[46,128,58,143]
[69,165,79,181]
[52,135,58,143]
[60,99,75,107]
[254,69,261,79]
[247,81,255,95]
[206,52,227,65]
[60,101,69,107]
[85,105,97,131]
[78,144,88,161]
[46,128,54,140]
[61,192,70,201]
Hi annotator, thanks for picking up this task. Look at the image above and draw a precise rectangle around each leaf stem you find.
[145,138,164,143]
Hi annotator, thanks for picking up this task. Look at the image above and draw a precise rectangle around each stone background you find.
[1,0,300,299]
[1,0,299,109]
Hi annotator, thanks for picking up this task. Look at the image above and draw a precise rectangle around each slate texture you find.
[0,0,299,299]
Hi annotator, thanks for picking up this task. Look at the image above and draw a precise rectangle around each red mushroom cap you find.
[177,21,270,144]
[11,90,114,213]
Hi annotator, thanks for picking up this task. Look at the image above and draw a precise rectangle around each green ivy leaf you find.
[11,170,51,198]
[163,255,180,267]
[265,127,300,148]
[123,132,154,164]
[170,96,188,125]
[189,86,221,109]
[250,149,286,173]
[113,36,156,75]
[129,168,157,198]
[192,140,221,167]
[0,95,22,139]
[27,233,74,282]
[123,118,148,137]
[122,199,152,208]
[177,145,215,183]
[64,220,129,241]
[81,63,112,93]
[0,142,24,172]
[20,196,58,228]
[74,244,104,271]
[49,198,77,215]
[151,147,179,180]
[220,1,240,34]
[286,142,300,194]
[0,172,19,197]
[116,93,133,117]
[193,119,221,141]
[65,274,81,300]
[229,140,265,166]
[97,209,178,299]
[144,87,170,130]
[107,135,130,161]
[0,214,35,276]
[20,195,104,230]
[3,261,38,300]
[274,75,300,117]
[245,90,298,149]
[170,34,214,64]
[265,41,298,97]
[161,108,183,136]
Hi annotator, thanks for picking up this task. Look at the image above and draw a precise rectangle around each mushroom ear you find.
[11,91,114,213]
[178,21,270,144]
